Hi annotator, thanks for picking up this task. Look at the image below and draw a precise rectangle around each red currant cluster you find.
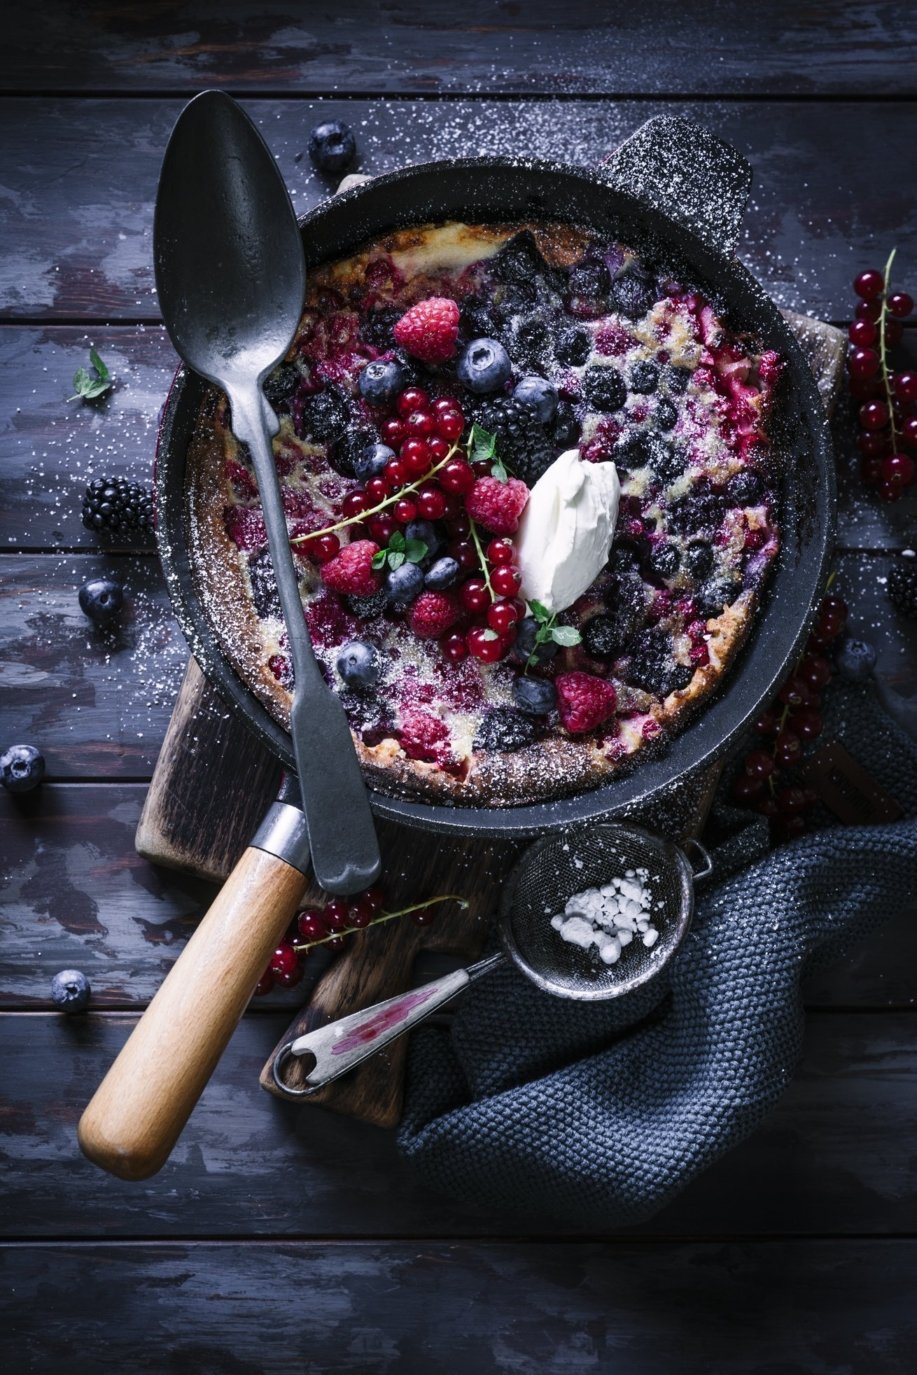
[254,885,467,996]
[731,592,847,843]
[444,533,525,665]
[848,255,916,501]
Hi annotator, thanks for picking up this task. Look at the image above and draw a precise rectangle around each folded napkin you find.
[398,680,917,1228]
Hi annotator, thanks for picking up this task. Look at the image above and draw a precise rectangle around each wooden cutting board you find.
[136,309,845,1128]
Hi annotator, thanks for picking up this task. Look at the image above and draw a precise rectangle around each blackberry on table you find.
[474,707,537,753]
[626,628,692,698]
[81,477,153,536]
[887,556,917,618]
[474,396,554,486]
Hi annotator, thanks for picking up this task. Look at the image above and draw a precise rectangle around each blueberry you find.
[652,440,690,485]
[385,562,425,607]
[492,231,551,287]
[649,542,680,579]
[654,398,679,431]
[353,442,395,483]
[582,365,626,413]
[78,576,124,624]
[358,358,405,406]
[456,338,512,394]
[405,520,442,559]
[551,402,581,449]
[263,363,300,409]
[248,548,281,620]
[513,617,558,664]
[583,613,628,662]
[684,541,714,578]
[327,427,378,479]
[610,270,656,320]
[474,707,537,753]
[698,573,742,619]
[837,636,877,683]
[503,315,550,368]
[627,627,692,698]
[424,557,460,590]
[1,744,45,793]
[513,375,558,424]
[567,261,610,299]
[629,360,659,394]
[308,119,356,174]
[556,328,592,367]
[295,387,350,445]
[50,969,91,1014]
[725,470,764,505]
[665,365,692,394]
[512,676,556,716]
[337,640,380,690]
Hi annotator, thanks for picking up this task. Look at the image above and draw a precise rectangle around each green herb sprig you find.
[371,530,428,572]
[69,348,112,402]
[527,599,581,667]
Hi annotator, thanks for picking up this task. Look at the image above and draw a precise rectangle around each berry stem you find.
[291,894,469,954]
[878,246,901,453]
[291,443,460,543]
[467,516,496,601]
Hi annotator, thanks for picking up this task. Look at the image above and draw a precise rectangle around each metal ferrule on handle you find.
[251,801,311,874]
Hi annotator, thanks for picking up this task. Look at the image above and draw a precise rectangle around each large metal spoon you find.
[153,88,380,896]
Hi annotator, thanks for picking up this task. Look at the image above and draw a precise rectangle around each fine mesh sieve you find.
[273,823,711,1097]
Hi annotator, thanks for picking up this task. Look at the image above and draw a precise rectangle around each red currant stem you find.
[291,443,461,543]
[878,246,900,452]
[467,516,496,601]
[767,565,839,778]
[291,894,469,954]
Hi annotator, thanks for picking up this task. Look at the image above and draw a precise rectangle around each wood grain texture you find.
[3,1240,916,1374]
[4,1011,917,1239]
[2,98,917,322]
[3,0,916,95]
[77,847,308,1180]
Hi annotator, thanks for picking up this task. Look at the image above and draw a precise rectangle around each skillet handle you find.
[78,833,309,1180]
[599,114,752,258]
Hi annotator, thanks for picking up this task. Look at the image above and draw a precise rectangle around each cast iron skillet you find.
[156,115,835,837]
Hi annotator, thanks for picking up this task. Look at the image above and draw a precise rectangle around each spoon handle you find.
[229,385,381,897]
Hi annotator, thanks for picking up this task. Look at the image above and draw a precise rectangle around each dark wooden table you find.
[2,5,916,1370]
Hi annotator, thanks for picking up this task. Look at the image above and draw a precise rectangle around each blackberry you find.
[665,365,692,394]
[345,588,388,619]
[654,398,678,431]
[668,487,726,537]
[294,387,349,445]
[362,307,402,350]
[582,595,642,661]
[556,328,592,367]
[327,426,377,479]
[629,360,659,394]
[81,477,153,536]
[248,548,281,620]
[684,541,714,579]
[551,401,581,449]
[492,231,551,288]
[648,541,680,579]
[582,365,627,413]
[460,295,498,341]
[475,396,554,486]
[726,470,764,504]
[503,315,551,369]
[566,261,610,300]
[263,362,300,409]
[474,706,537,753]
[698,573,742,619]
[610,269,656,321]
[887,557,917,618]
[627,628,692,698]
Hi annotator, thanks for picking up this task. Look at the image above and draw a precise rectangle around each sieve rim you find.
[498,822,696,1001]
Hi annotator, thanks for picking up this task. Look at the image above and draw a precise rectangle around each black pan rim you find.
[155,154,835,838]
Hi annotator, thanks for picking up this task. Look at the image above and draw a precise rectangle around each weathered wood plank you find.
[2,98,917,322]
[2,1012,916,1239]
[3,0,916,96]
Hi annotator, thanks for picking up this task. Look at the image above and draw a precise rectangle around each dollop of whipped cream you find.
[516,449,621,614]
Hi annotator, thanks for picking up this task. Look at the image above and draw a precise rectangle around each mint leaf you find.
[490,455,508,483]
[480,628,499,642]
[404,539,428,564]
[69,348,113,402]
[371,550,387,570]
[389,531,406,552]
[468,423,496,464]
[529,600,552,623]
[551,625,581,647]
[89,347,110,383]
[387,551,406,570]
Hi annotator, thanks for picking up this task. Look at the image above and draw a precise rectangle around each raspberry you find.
[555,671,617,734]
[465,476,529,535]
[398,708,451,763]
[393,297,460,364]
[409,591,461,639]
[320,540,381,597]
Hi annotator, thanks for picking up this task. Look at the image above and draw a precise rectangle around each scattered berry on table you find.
[393,297,460,364]
[473,707,537,753]
[409,591,461,640]
[336,640,380,689]
[81,477,153,536]
[887,554,917,617]
[836,637,877,682]
[321,540,381,597]
[1,744,45,793]
[50,969,91,1014]
[465,475,529,535]
[512,375,558,424]
[308,119,356,174]
[554,672,618,734]
[512,676,557,717]
[358,359,406,405]
[456,337,512,394]
[385,562,425,607]
[78,576,124,624]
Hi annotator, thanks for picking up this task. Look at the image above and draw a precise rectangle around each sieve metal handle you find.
[271,952,504,1097]
[682,837,713,883]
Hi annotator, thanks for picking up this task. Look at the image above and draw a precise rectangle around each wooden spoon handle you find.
[78,846,307,1180]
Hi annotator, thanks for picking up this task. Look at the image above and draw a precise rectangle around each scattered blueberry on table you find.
[50,970,92,1014]
[78,576,124,625]
[308,119,356,174]
[1,744,45,793]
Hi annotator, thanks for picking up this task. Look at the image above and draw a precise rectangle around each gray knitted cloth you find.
[398,682,917,1228]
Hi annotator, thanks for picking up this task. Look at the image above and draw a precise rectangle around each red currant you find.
[732,773,764,804]
[324,899,351,933]
[894,371,917,404]
[368,513,398,544]
[744,749,775,780]
[397,387,430,417]
[491,564,522,597]
[460,577,490,613]
[404,409,435,438]
[428,436,450,462]
[435,411,465,442]
[384,458,407,491]
[859,399,890,431]
[774,729,802,766]
[297,909,329,942]
[486,538,514,565]
[816,594,847,641]
[416,484,447,520]
[779,676,812,709]
[347,897,374,929]
[878,481,905,502]
[309,532,340,564]
[441,631,469,664]
[365,476,388,504]
[270,942,299,979]
[440,458,476,494]
[856,429,890,457]
[363,887,386,913]
[793,707,823,741]
[848,318,877,347]
[798,651,832,690]
[393,498,418,524]
[254,968,274,997]
[888,291,914,318]
[433,397,458,417]
[400,437,431,476]
[776,786,807,815]
[448,539,477,571]
[467,626,504,662]
[381,417,405,447]
[854,269,885,300]
[342,490,370,519]
[754,796,780,820]
[487,599,519,635]
[848,375,883,401]
[754,709,780,736]
[881,452,916,487]
[855,298,881,322]
[848,347,880,379]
